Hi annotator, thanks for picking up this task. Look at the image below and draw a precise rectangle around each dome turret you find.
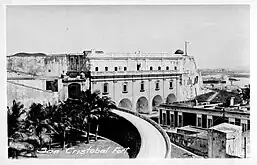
[174,49,184,55]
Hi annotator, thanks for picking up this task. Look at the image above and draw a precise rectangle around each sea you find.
[232,77,250,88]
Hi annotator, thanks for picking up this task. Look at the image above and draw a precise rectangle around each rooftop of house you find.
[177,125,208,134]
[210,123,242,133]
[159,103,250,115]
[176,123,242,139]
[195,90,242,105]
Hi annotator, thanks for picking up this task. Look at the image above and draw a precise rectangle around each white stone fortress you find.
[89,50,201,114]
[7,49,202,114]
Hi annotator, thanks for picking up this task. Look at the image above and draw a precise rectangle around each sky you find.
[6,5,250,69]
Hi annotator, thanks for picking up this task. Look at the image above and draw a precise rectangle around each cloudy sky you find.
[6,5,249,69]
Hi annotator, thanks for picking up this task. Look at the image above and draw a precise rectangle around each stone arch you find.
[152,95,163,111]
[136,96,149,114]
[166,93,177,104]
[118,98,132,110]
[68,83,81,99]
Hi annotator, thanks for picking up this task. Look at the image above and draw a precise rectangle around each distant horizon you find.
[6,5,249,69]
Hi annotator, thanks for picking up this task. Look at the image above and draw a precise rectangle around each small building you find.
[157,103,250,132]
[167,123,245,158]
[211,123,242,157]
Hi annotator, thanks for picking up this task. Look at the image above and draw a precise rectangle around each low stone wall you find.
[7,81,58,108]
[166,131,208,157]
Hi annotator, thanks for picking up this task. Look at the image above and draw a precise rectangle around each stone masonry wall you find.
[167,131,208,157]
[207,129,227,158]
[7,80,58,108]
[7,55,68,77]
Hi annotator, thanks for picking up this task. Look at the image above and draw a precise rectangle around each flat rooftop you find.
[159,103,250,115]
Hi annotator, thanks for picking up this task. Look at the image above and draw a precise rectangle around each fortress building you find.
[7,49,202,114]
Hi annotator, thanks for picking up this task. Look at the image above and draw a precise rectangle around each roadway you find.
[112,109,168,158]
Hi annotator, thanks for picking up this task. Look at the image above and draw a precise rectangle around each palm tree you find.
[45,102,71,149]
[25,103,58,150]
[7,100,27,138]
[8,100,27,158]
[7,101,40,158]
[93,95,116,141]
[77,90,116,143]
[47,100,87,149]
[26,103,47,136]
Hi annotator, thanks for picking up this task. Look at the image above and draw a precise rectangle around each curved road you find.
[112,109,167,158]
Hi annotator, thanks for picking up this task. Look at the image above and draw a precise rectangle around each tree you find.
[8,100,27,158]
[76,90,116,143]
[26,103,46,136]
[46,101,74,149]
[8,101,40,158]
[25,103,61,150]
[93,95,116,141]
[7,100,26,138]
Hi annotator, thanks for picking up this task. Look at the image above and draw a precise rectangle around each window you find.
[169,80,173,89]
[247,120,250,130]
[166,66,169,70]
[167,111,170,126]
[155,80,160,90]
[105,67,108,71]
[150,66,153,70]
[124,67,127,71]
[46,79,58,92]
[163,113,167,125]
[46,81,52,90]
[140,81,145,92]
[242,123,247,132]
[235,118,241,126]
[114,67,118,71]
[197,117,202,127]
[208,119,213,128]
[158,66,161,70]
[194,76,199,84]
[174,66,177,70]
[178,115,183,127]
[170,114,174,127]
[103,83,108,94]
[95,67,98,71]
[137,63,141,71]
[122,82,128,93]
